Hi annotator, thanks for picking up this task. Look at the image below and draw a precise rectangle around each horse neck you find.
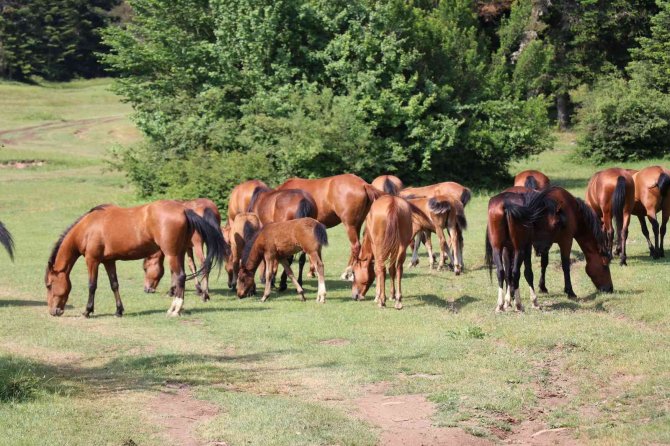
[243,240,264,272]
[53,232,81,273]
[574,228,601,265]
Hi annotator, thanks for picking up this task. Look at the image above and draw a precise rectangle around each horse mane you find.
[575,197,607,249]
[48,204,110,267]
[241,227,262,266]
[247,186,272,212]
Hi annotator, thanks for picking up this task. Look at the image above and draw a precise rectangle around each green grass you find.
[0,79,668,445]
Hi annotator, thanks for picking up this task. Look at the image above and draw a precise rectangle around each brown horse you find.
[277,174,384,280]
[227,179,268,227]
[631,166,670,258]
[371,175,404,195]
[401,181,472,207]
[143,198,222,300]
[45,201,227,317]
[586,168,635,265]
[407,195,467,274]
[485,188,559,311]
[225,213,261,291]
[0,220,14,261]
[351,195,431,309]
[514,170,550,190]
[236,218,328,302]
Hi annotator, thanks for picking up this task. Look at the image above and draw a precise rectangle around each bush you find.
[576,77,670,163]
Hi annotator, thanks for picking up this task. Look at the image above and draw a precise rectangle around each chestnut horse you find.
[407,195,467,274]
[351,195,431,309]
[225,213,261,291]
[401,181,472,207]
[485,188,558,311]
[236,218,328,302]
[277,174,384,280]
[586,168,635,265]
[631,166,670,258]
[227,179,268,227]
[0,220,14,261]
[514,170,550,190]
[45,201,227,317]
[143,198,222,300]
[247,186,318,288]
[371,175,404,195]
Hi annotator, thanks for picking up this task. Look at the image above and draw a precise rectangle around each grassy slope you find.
[0,80,668,445]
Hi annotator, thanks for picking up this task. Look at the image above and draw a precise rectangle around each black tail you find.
[313,222,329,247]
[383,178,399,195]
[484,228,493,282]
[247,186,272,212]
[656,172,670,203]
[185,209,228,279]
[612,176,626,239]
[296,198,316,219]
[428,197,450,214]
[504,189,554,226]
[460,188,472,207]
[524,176,538,190]
[0,221,14,261]
[202,208,221,230]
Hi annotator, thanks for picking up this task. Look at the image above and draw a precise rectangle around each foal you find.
[225,213,261,291]
[236,218,328,303]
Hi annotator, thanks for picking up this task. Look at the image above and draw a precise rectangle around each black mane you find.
[241,227,262,266]
[576,198,607,249]
[47,204,110,266]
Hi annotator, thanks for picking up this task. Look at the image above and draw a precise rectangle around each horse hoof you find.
[495,307,504,313]
[144,287,155,294]
[539,286,548,294]
[531,304,541,310]
[115,312,123,318]
[201,294,210,303]
[82,311,92,318]
[395,302,403,310]
[299,294,306,302]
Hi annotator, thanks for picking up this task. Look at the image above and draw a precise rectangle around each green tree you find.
[628,0,670,93]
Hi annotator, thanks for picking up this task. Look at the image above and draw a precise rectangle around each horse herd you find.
[0,165,667,317]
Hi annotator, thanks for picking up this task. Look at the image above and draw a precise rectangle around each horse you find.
[45,200,227,318]
[225,213,261,291]
[0,220,14,261]
[247,186,318,288]
[351,195,432,309]
[401,181,472,207]
[277,174,384,280]
[514,170,550,190]
[485,188,559,312]
[371,175,404,195]
[407,195,467,274]
[236,218,328,303]
[142,198,222,300]
[227,179,268,227]
[586,168,635,265]
[630,166,670,258]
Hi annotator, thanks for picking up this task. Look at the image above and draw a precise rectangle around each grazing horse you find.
[225,213,262,291]
[143,198,222,300]
[227,179,268,227]
[630,166,670,258]
[407,195,467,274]
[586,168,635,265]
[401,181,472,207]
[371,175,404,195]
[277,174,384,280]
[45,201,227,317]
[247,186,318,288]
[0,220,14,261]
[236,218,328,303]
[514,170,550,190]
[485,188,558,312]
[351,195,432,309]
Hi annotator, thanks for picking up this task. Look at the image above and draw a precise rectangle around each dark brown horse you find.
[371,175,404,195]
[401,181,472,207]
[277,174,384,280]
[143,198,222,300]
[225,213,261,291]
[631,166,670,258]
[485,188,559,311]
[586,168,635,265]
[236,218,328,302]
[514,170,550,190]
[351,195,431,309]
[227,179,268,227]
[45,201,227,317]
[0,220,14,261]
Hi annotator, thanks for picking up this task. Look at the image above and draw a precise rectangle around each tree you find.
[628,0,670,93]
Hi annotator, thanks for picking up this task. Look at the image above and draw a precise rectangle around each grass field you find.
[0,80,668,446]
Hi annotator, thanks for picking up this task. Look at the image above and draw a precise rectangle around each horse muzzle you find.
[49,307,64,317]
[599,284,614,293]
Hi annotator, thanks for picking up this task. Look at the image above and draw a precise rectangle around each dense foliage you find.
[104,0,555,205]
[0,0,122,81]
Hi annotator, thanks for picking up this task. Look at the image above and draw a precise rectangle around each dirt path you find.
[0,116,124,145]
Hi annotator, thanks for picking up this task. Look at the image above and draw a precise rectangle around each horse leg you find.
[259,260,266,284]
[660,210,669,257]
[103,261,124,317]
[560,241,576,299]
[424,233,436,269]
[309,250,326,303]
[493,248,506,313]
[410,233,421,267]
[645,206,661,259]
[297,252,306,287]
[186,247,202,295]
[394,251,406,310]
[511,249,524,312]
[261,255,273,302]
[83,258,99,318]
[436,228,449,271]
[637,215,655,258]
[279,255,292,292]
[523,249,539,309]
[166,255,186,317]
[342,224,361,281]
[193,242,210,301]
[375,262,386,308]
[503,248,512,310]
[538,251,549,293]
[620,212,631,266]
[279,258,305,301]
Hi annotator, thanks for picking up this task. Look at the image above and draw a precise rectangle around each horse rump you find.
[524,175,539,190]
[383,178,399,195]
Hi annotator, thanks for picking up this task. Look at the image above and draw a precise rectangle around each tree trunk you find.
[556,92,570,130]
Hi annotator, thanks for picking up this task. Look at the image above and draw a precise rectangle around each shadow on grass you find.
[129,306,270,317]
[0,299,46,307]
[416,294,479,310]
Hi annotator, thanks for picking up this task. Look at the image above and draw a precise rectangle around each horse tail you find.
[409,202,432,231]
[184,209,229,279]
[612,176,626,239]
[460,188,472,207]
[247,186,271,212]
[484,228,493,283]
[0,221,14,261]
[296,197,316,219]
[428,197,450,215]
[383,178,399,195]
[453,200,468,230]
[313,222,329,247]
[364,184,386,203]
[524,175,539,190]
[655,172,670,204]
[381,199,401,262]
